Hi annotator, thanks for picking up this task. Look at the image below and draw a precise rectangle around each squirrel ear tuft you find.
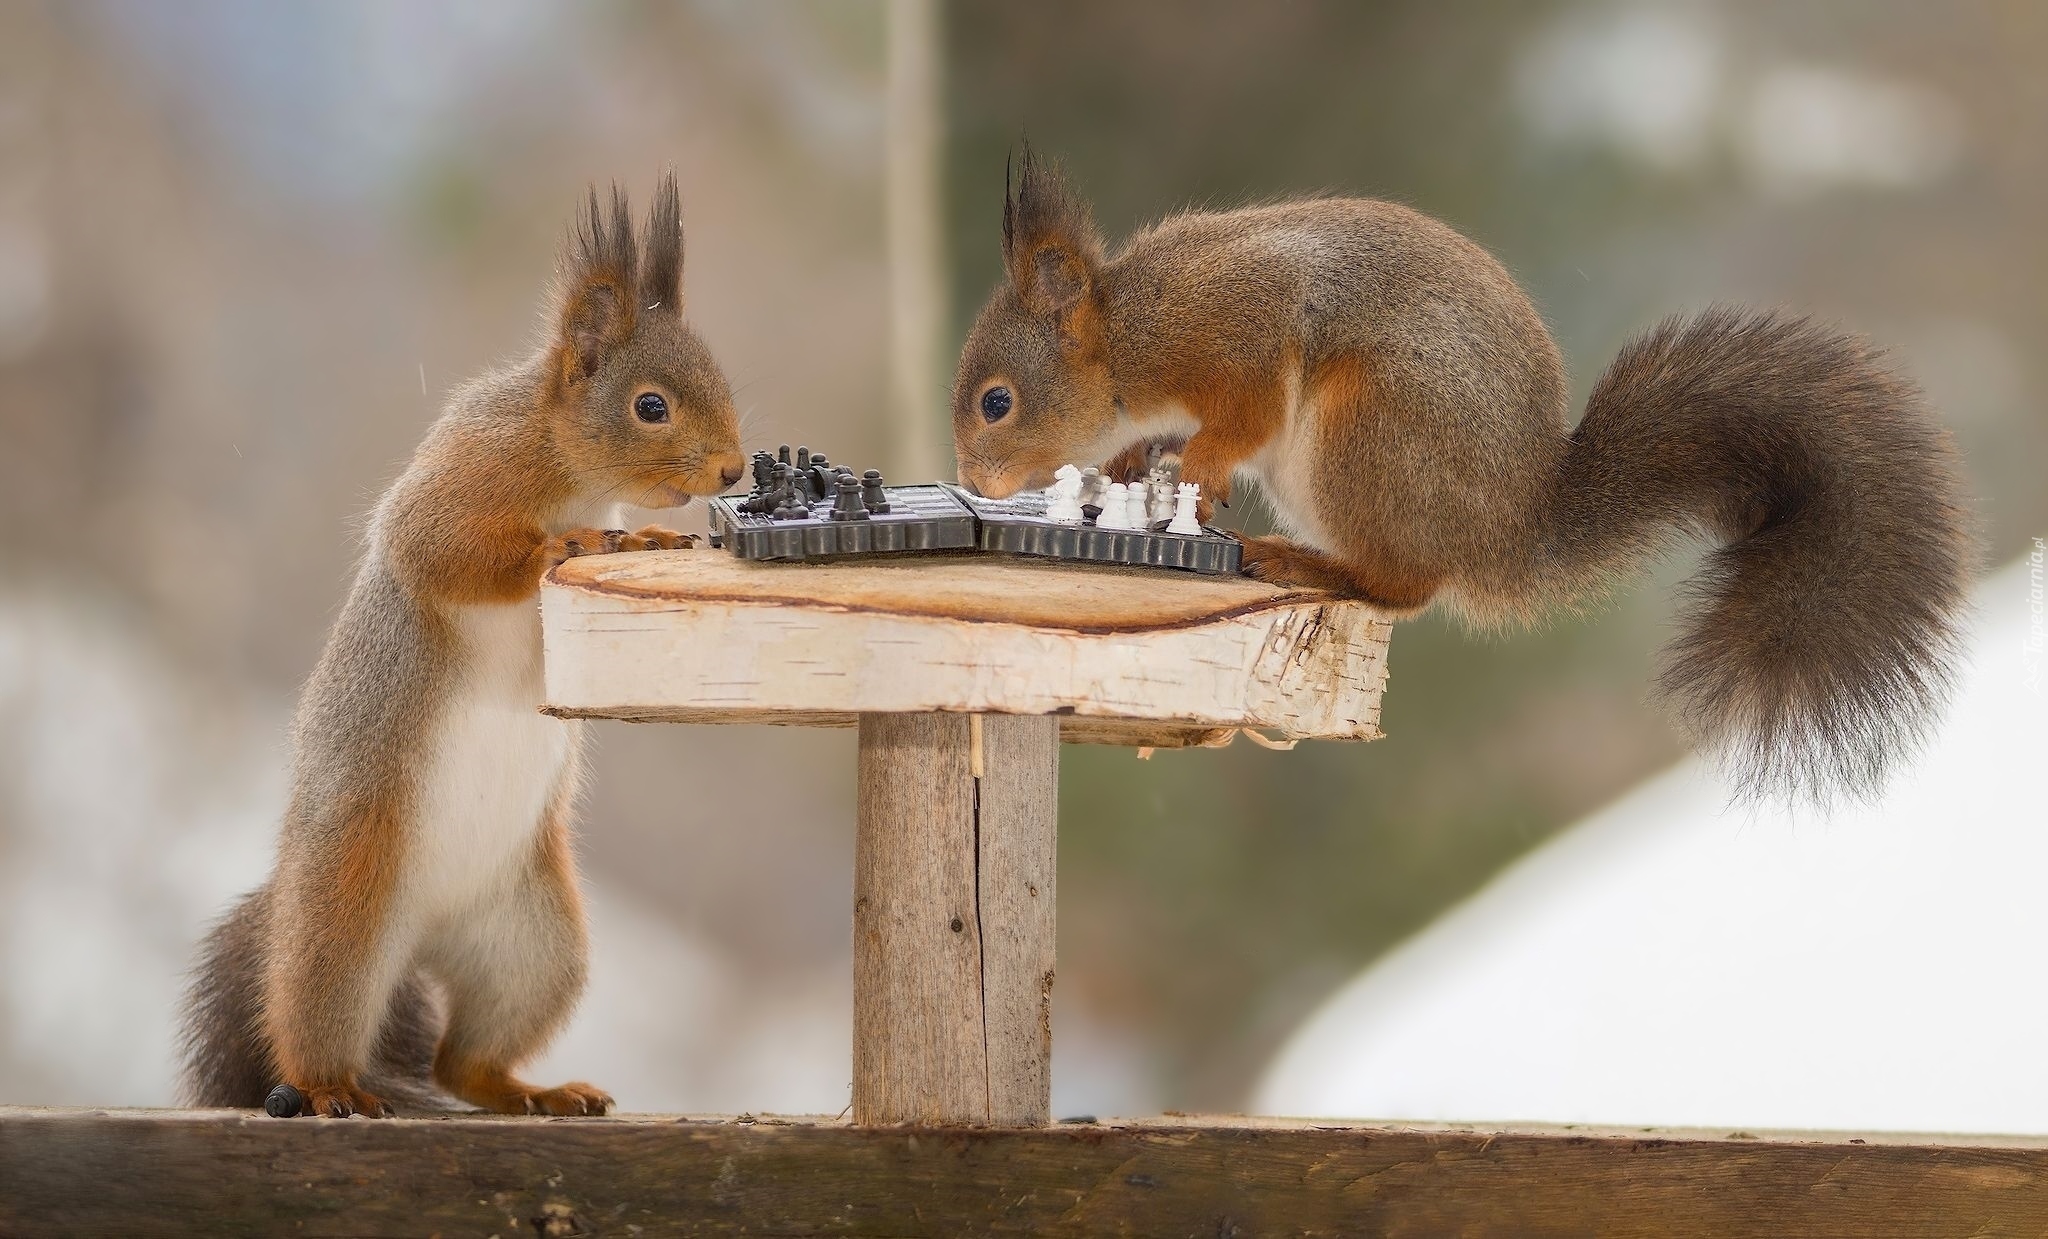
[557,184,639,381]
[641,171,683,313]
[1002,143,1103,316]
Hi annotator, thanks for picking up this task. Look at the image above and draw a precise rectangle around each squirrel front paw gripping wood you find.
[179,176,744,1117]
[950,147,1973,802]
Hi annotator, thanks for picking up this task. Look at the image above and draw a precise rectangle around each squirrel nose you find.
[718,462,744,487]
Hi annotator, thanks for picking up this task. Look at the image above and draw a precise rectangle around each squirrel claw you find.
[522,1082,615,1116]
[622,525,695,551]
[284,1082,393,1119]
[546,526,627,566]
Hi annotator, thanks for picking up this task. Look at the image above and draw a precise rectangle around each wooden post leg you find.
[854,712,1058,1126]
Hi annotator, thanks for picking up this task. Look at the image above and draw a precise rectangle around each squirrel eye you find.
[980,386,1013,423]
[633,392,669,424]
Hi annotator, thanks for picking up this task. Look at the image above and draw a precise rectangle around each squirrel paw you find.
[439,1060,615,1115]
[545,527,626,566]
[519,1082,615,1116]
[1236,535,1440,612]
[285,1082,394,1119]
[619,525,697,551]
[472,1079,613,1116]
[1101,441,1153,484]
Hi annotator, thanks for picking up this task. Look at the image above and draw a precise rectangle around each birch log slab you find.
[541,551,1391,747]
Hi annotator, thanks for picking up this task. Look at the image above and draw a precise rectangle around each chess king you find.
[179,177,745,1117]
[950,147,1973,803]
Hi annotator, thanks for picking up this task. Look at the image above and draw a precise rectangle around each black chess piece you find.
[804,465,835,504]
[777,443,792,466]
[1081,503,1102,527]
[741,463,792,513]
[828,477,872,521]
[749,451,774,492]
[795,445,811,471]
[264,1083,305,1118]
[861,469,890,513]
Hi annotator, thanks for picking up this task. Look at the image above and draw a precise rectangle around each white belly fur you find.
[403,600,575,925]
[1246,364,1334,549]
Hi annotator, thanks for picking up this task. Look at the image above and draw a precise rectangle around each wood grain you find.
[854,714,986,1125]
[550,550,1331,629]
[541,552,1391,742]
[9,1108,2048,1238]
[853,714,1058,1127]
[540,705,1246,749]
[973,713,1058,1125]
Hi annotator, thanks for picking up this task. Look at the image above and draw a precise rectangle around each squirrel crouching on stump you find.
[180,176,745,1117]
[951,149,1972,803]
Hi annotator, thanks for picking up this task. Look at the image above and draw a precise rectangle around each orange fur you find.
[181,175,742,1115]
[948,150,1974,802]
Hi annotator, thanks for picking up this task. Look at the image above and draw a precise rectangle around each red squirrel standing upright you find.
[180,176,745,1117]
[951,149,1972,801]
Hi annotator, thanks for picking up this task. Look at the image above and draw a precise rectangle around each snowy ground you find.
[1258,544,2048,1134]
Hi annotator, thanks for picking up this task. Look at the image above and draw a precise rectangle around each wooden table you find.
[541,551,1391,1127]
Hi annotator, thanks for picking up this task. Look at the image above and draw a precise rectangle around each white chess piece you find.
[1078,467,1106,513]
[1046,464,1084,524]
[1126,481,1152,529]
[1167,481,1204,535]
[1147,475,1176,526]
[1098,482,1130,529]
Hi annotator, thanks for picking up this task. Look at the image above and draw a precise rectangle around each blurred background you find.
[1,0,2042,1121]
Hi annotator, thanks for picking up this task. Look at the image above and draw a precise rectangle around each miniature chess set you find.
[706,445,1242,575]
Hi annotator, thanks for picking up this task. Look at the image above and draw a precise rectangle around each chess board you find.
[705,445,1240,575]
[707,483,978,561]
[942,484,1243,576]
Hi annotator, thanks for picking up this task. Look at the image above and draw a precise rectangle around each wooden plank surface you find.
[971,713,1058,1124]
[541,705,1248,749]
[852,714,1058,1126]
[540,552,1390,743]
[853,713,987,1124]
[9,1108,2048,1238]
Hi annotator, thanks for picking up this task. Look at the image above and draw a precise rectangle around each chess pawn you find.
[828,477,871,521]
[861,469,890,513]
[1125,481,1151,529]
[1167,481,1204,534]
[1147,477,1176,527]
[1098,482,1130,529]
[1078,467,1105,511]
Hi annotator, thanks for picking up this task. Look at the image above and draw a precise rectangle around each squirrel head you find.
[951,147,1116,498]
[544,174,745,508]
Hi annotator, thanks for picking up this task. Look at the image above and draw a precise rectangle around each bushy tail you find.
[179,885,445,1109]
[1544,306,1973,802]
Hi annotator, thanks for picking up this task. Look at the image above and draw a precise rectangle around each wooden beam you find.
[853,713,1057,1126]
[8,1108,2048,1237]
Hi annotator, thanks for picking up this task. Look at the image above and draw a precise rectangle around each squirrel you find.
[179,175,745,1117]
[951,148,1973,802]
